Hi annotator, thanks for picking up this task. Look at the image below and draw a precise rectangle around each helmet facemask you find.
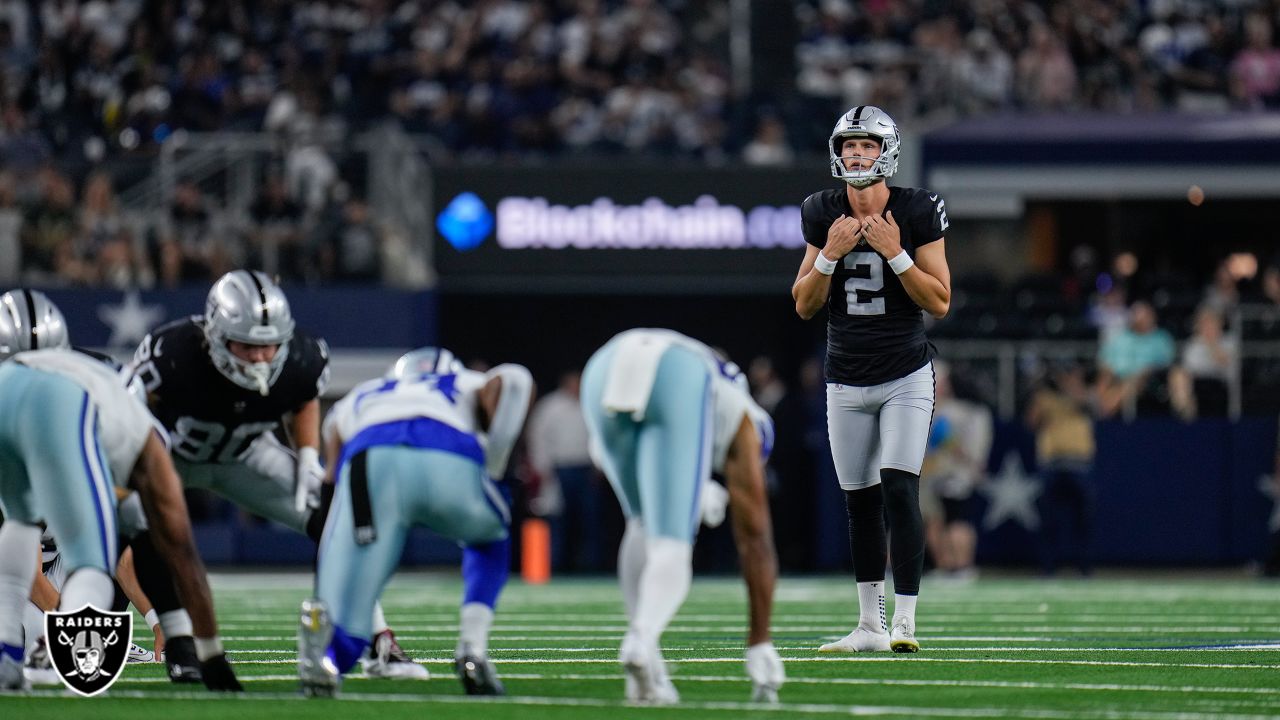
[828,106,901,188]
[204,270,295,395]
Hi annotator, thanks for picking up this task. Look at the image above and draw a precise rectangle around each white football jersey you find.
[13,348,156,483]
[324,367,488,445]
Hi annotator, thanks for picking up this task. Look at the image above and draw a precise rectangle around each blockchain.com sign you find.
[493,196,804,250]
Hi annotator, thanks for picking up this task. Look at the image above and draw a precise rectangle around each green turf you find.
[4,571,1279,719]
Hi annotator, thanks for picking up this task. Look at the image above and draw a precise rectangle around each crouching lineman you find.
[0,345,241,691]
[298,348,533,698]
[580,329,785,704]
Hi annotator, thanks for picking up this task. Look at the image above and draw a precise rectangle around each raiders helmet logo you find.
[45,605,132,697]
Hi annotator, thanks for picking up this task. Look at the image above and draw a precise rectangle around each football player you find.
[579,329,784,704]
[0,344,241,691]
[126,270,425,679]
[298,348,533,697]
[792,106,952,653]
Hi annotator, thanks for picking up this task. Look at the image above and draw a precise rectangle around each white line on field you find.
[116,672,1280,697]
[212,656,1280,669]
[25,688,1280,720]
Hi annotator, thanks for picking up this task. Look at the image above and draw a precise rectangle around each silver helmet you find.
[829,105,900,188]
[204,270,295,395]
[388,347,463,379]
[0,289,70,360]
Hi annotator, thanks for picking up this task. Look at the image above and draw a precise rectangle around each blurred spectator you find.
[248,172,305,282]
[1169,307,1237,419]
[920,362,992,582]
[157,181,225,287]
[1201,259,1241,320]
[315,197,384,283]
[1088,284,1130,343]
[20,168,76,284]
[1017,23,1077,110]
[955,28,1013,115]
[525,370,602,573]
[741,114,794,166]
[1026,363,1096,576]
[1230,12,1280,110]
[748,356,786,415]
[1095,300,1176,418]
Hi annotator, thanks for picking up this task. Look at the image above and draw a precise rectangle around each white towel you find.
[601,332,674,420]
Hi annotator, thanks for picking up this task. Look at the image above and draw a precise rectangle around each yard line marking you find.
[25,688,1280,719]
[214,656,1280,670]
[115,671,1280,697]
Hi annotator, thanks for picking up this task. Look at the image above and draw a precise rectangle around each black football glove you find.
[199,654,244,692]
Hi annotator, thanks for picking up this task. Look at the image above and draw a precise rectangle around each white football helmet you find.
[204,270,295,395]
[388,346,463,379]
[829,105,900,188]
[0,289,70,360]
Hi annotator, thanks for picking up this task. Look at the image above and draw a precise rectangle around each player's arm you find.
[30,545,59,612]
[722,415,778,646]
[131,431,241,690]
[114,546,165,656]
[793,215,862,320]
[291,398,326,511]
[861,210,951,318]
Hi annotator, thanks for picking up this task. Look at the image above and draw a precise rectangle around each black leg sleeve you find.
[305,482,337,544]
[129,531,182,614]
[881,468,925,595]
[844,484,887,583]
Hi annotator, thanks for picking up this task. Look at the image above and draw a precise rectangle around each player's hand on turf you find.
[152,623,166,659]
[199,654,244,692]
[861,211,901,258]
[745,641,785,704]
[295,446,325,513]
[824,215,862,259]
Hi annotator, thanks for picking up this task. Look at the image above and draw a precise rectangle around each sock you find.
[893,593,918,625]
[159,609,194,639]
[328,625,368,674]
[844,486,888,583]
[857,581,888,633]
[58,568,113,613]
[130,532,182,614]
[461,538,510,609]
[631,536,692,644]
[0,521,40,649]
[371,603,389,635]
[881,468,925,596]
[457,602,494,656]
[617,519,647,621]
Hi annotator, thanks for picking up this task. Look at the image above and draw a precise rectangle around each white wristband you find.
[144,609,159,629]
[813,252,838,276]
[887,250,914,275]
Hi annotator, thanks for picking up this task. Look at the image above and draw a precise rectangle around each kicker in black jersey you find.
[128,316,329,463]
[801,185,948,386]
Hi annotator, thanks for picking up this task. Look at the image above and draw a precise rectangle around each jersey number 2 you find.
[843,251,885,316]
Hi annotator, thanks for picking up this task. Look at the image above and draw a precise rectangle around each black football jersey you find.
[127,316,330,463]
[801,185,948,386]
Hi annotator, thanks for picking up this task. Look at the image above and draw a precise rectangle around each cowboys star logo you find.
[45,605,132,696]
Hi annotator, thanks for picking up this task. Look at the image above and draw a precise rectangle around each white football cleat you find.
[361,629,429,680]
[128,643,156,663]
[818,626,890,653]
[890,617,920,653]
[298,598,340,697]
[619,633,678,705]
[23,639,60,686]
